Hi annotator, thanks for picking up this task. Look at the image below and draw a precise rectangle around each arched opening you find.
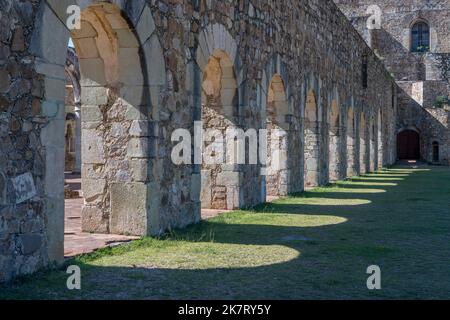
[411,21,430,53]
[432,141,440,163]
[304,90,320,188]
[62,3,149,256]
[359,112,367,174]
[328,99,340,182]
[200,50,240,210]
[397,130,420,160]
[266,75,289,199]
[346,106,355,177]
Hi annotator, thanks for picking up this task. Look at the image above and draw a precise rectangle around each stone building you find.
[335,0,450,165]
[0,0,398,282]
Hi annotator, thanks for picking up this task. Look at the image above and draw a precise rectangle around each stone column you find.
[305,120,320,187]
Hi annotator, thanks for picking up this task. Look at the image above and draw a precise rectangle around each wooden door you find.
[397,130,420,159]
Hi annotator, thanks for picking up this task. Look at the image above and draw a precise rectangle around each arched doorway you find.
[200,50,240,210]
[397,130,420,160]
[33,1,165,264]
[304,89,320,188]
[328,99,340,182]
[432,141,440,163]
[266,75,289,198]
[346,105,355,177]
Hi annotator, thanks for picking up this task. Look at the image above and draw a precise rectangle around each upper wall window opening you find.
[411,21,430,53]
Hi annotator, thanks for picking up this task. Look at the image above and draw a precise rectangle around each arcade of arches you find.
[0,0,403,282]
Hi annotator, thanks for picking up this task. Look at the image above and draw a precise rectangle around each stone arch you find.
[397,128,421,160]
[304,88,320,188]
[194,23,252,211]
[199,49,242,210]
[30,0,166,265]
[346,102,356,177]
[265,74,289,198]
[432,141,440,163]
[328,89,341,182]
[359,111,367,174]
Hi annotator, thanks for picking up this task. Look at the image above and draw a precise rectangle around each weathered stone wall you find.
[0,0,397,282]
[335,0,450,164]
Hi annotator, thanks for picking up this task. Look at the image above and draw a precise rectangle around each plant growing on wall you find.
[435,96,449,108]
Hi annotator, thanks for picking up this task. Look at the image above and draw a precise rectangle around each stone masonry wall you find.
[0,0,397,282]
[335,0,450,164]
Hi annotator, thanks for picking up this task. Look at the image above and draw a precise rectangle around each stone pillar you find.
[305,120,320,187]
[347,132,356,177]
[328,125,340,182]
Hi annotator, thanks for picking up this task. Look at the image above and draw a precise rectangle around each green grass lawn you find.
[2,166,450,300]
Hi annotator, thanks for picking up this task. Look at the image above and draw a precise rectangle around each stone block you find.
[136,6,156,44]
[117,29,139,48]
[72,21,98,39]
[110,183,148,236]
[79,58,107,87]
[81,129,105,164]
[200,170,212,208]
[216,171,240,187]
[143,34,166,86]
[82,178,106,203]
[119,48,144,85]
[130,120,149,137]
[81,86,108,106]
[44,77,66,102]
[75,38,99,59]
[130,159,152,182]
[81,206,108,234]
[19,234,42,255]
[128,137,149,158]
[81,105,102,122]
[0,68,10,93]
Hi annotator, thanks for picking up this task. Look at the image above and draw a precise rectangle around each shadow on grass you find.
[1,166,449,300]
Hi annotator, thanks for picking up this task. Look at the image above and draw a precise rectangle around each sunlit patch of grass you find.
[1,166,450,300]
[277,197,371,206]
[354,176,404,181]
[337,181,398,187]
[91,242,300,269]
[315,186,387,193]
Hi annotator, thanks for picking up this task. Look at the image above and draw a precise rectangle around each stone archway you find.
[266,74,289,198]
[200,50,241,210]
[328,98,340,182]
[346,104,356,177]
[397,129,420,160]
[304,89,320,187]
[31,0,166,264]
